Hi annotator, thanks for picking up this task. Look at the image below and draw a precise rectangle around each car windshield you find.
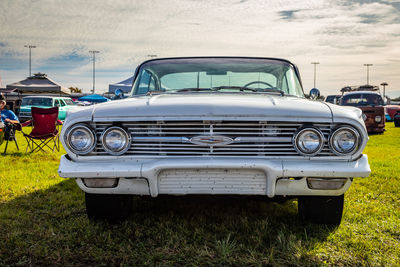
[63,98,76,105]
[21,97,52,107]
[131,58,304,97]
[342,93,384,106]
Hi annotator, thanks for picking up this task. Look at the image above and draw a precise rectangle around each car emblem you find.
[190,135,234,146]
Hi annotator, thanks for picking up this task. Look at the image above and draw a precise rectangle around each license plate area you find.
[158,168,267,195]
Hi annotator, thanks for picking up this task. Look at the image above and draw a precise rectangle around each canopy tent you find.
[108,75,134,93]
[6,73,70,95]
[78,94,110,103]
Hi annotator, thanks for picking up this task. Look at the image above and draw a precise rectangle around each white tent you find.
[6,73,70,95]
[108,75,134,93]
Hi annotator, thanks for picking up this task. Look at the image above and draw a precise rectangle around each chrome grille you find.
[93,121,334,157]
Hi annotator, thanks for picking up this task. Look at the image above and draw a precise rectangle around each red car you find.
[385,105,400,121]
[341,91,385,133]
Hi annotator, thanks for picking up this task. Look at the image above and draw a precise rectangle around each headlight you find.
[362,113,367,121]
[375,115,382,123]
[101,126,130,155]
[66,124,96,155]
[329,126,360,155]
[293,128,324,156]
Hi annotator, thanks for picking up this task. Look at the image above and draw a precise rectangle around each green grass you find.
[0,124,399,266]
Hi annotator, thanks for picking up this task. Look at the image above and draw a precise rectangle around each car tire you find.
[298,194,344,226]
[394,120,400,127]
[85,193,132,222]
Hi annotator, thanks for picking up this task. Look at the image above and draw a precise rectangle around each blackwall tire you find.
[85,193,132,222]
[298,194,344,226]
[394,120,400,127]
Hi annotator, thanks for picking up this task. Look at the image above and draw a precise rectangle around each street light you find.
[24,45,36,77]
[380,82,388,98]
[89,50,100,94]
[311,62,320,88]
[364,64,373,85]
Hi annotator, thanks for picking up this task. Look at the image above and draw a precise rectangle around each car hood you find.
[88,93,334,122]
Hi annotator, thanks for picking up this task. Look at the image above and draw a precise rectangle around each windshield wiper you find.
[212,86,284,96]
[175,86,285,96]
[212,86,257,92]
[256,88,285,96]
[175,88,213,92]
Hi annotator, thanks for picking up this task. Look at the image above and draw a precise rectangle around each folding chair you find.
[0,122,4,147]
[3,122,21,154]
[21,107,62,153]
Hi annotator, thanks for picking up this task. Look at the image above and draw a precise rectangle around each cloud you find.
[0,0,400,97]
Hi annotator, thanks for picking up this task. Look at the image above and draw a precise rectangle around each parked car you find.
[19,96,76,121]
[58,57,371,225]
[385,105,400,121]
[340,91,385,134]
[325,95,341,104]
[394,111,400,127]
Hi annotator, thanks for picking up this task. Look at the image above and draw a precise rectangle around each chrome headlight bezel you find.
[329,126,360,156]
[101,126,131,155]
[65,124,96,155]
[293,127,324,156]
[362,113,367,121]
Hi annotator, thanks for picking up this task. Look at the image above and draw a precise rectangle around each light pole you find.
[311,62,320,88]
[364,64,373,85]
[24,45,36,77]
[89,50,100,94]
[380,82,388,98]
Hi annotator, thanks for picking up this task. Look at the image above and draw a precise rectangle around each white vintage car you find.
[58,57,370,225]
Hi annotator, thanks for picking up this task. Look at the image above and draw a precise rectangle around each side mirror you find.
[114,88,124,99]
[309,88,320,100]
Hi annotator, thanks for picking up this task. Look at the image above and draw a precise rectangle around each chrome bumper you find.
[58,155,370,197]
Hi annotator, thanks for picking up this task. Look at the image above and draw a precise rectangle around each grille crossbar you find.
[93,121,334,157]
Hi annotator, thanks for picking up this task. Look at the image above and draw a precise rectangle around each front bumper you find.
[58,155,370,197]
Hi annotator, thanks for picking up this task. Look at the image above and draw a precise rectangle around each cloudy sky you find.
[1,0,400,97]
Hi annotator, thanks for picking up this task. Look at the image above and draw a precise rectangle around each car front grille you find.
[92,121,334,157]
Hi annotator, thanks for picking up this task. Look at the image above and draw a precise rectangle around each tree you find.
[69,87,82,93]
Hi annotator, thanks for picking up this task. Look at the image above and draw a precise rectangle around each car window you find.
[136,70,157,94]
[63,98,75,105]
[59,99,66,106]
[132,58,304,97]
[21,98,52,106]
[342,94,383,106]
[326,96,335,102]
[54,99,60,107]
[160,72,277,91]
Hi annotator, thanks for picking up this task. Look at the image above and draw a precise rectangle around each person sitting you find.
[0,100,19,140]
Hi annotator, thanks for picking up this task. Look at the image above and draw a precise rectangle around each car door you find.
[57,99,68,120]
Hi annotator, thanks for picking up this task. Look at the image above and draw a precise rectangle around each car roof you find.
[139,56,295,66]
[22,96,71,99]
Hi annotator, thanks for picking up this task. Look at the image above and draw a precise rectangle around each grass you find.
[0,123,399,266]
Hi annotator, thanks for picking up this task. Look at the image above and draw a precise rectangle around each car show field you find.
[0,123,399,266]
